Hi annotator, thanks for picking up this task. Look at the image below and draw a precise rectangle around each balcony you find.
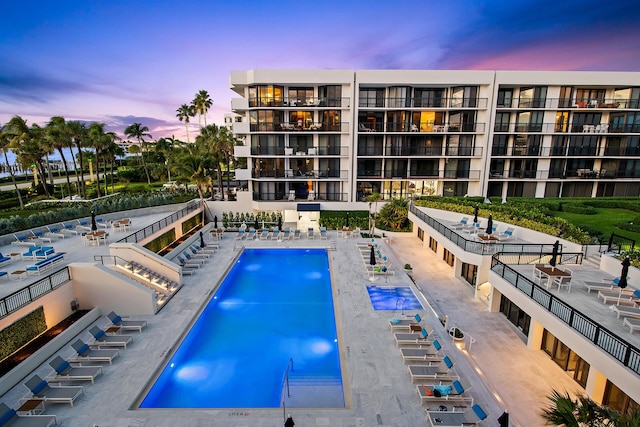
[252,191,348,202]
[252,168,347,179]
[251,122,347,132]
[496,97,640,109]
[494,122,622,134]
[361,122,486,133]
[248,97,350,108]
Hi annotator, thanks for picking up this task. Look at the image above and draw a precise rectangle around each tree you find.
[45,116,74,198]
[191,90,213,127]
[0,117,26,208]
[366,192,382,235]
[124,123,152,184]
[176,104,195,143]
[66,120,88,198]
[13,122,52,197]
[541,389,639,426]
[87,123,118,198]
[377,197,410,230]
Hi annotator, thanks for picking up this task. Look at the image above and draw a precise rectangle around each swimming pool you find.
[140,248,344,408]
[366,286,424,310]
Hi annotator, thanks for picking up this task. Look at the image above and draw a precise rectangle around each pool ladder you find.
[281,358,294,421]
[396,297,405,315]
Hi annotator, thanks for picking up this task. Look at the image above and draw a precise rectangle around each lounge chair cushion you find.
[0,408,17,425]
[635,290,640,298]
[390,317,400,324]
[77,343,90,355]
[473,404,488,420]
[54,359,71,374]
[31,379,49,394]
[452,380,464,394]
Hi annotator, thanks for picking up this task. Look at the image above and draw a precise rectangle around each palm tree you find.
[124,123,152,184]
[87,123,118,198]
[45,116,74,198]
[172,140,211,201]
[377,197,409,230]
[218,127,239,200]
[0,117,27,208]
[191,90,213,127]
[14,122,53,197]
[541,389,639,426]
[176,104,195,143]
[66,120,88,198]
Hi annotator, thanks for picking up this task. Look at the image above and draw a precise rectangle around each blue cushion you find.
[0,272,6,277]
[452,380,464,394]
[0,408,17,425]
[112,315,122,324]
[31,379,48,394]
[93,329,105,340]
[421,329,428,339]
[472,404,488,420]
[634,290,640,298]
[414,314,421,322]
[77,344,90,355]
[443,356,453,368]
[390,317,400,324]
[433,340,441,351]
[55,360,70,373]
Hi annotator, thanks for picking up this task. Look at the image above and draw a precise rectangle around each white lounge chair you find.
[293,229,301,240]
[583,278,619,293]
[408,356,459,383]
[88,325,134,348]
[449,217,469,230]
[24,374,84,406]
[497,227,514,241]
[612,305,640,319]
[623,317,640,334]
[389,313,423,331]
[0,402,56,427]
[48,355,103,383]
[416,379,472,405]
[425,403,487,427]
[106,311,147,333]
[400,340,444,364]
[235,229,246,240]
[394,327,435,347]
[70,339,119,364]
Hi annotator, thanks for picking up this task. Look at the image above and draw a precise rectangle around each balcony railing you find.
[252,168,347,179]
[490,256,640,377]
[251,191,348,202]
[359,122,486,133]
[117,200,200,244]
[248,97,350,108]
[385,146,483,157]
[252,122,348,132]
[496,98,640,109]
[494,122,623,134]
[361,97,489,109]
[409,204,565,256]
[252,146,348,156]
[0,267,71,319]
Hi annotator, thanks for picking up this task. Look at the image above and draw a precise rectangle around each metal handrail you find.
[116,200,201,244]
[0,267,71,319]
[491,256,640,376]
[280,358,294,421]
[409,204,581,259]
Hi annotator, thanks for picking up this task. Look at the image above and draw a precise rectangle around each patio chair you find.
[293,229,301,240]
[288,190,295,201]
[11,234,37,246]
[554,275,573,293]
[270,230,280,240]
[389,313,423,331]
[612,305,640,319]
[61,222,81,235]
[425,403,487,427]
[48,355,103,383]
[24,374,84,406]
[31,230,52,243]
[583,278,619,293]
[416,379,473,405]
[46,225,65,239]
[235,229,246,240]
[88,325,134,348]
[533,264,549,287]
[597,289,640,305]
[449,217,469,231]
[394,327,435,347]
[497,227,514,241]
[282,229,291,240]
[259,229,270,240]
[407,356,459,383]
[307,228,315,239]
[307,191,315,201]
[0,402,57,427]
[182,251,206,264]
[106,311,147,333]
[319,229,327,240]
[400,340,444,364]
[623,317,640,334]
[70,339,120,364]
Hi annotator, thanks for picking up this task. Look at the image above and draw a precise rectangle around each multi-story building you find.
[229,70,640,206]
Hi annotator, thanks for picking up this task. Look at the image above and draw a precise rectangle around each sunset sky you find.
[1,0,639,141]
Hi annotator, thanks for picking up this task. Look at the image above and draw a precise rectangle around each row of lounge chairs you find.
[234,227,325,241]
[357,241,395,278]
[15,312,146,415]
[580,278,640,334]
[176,243,218,275]
[449,217,514,241]
[387,313,487,425]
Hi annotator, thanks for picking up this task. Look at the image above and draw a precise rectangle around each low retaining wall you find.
[0,307,101,396]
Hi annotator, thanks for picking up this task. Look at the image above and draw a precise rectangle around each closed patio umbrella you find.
[486,215,493,235]
[498,411,509,427]
[618,256,630,297]
[550,240,560,268]
[254,217,259,230]
[199,231,205,248]
[277,216,282,231]
[91,211,97,231]
[473,205,479,224]
[346,212,350,228]
[370,245,377,267]
[214,215,218,229]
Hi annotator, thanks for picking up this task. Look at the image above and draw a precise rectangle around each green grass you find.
[552,208,640,244]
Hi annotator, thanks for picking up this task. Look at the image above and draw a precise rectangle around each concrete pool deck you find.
[0,220,582,426]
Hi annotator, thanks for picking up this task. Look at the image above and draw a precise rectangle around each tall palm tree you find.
[195,124,226,198]
[191,90,213,127]
[87,122,117,198]
[45,116,74,198]
[172,140,211,201]
[217,127,239,200]
[0,117,27,208]
[176,104,195,143]
[14,123,52,197]
[66,120,88,198]
[124,123,152,184]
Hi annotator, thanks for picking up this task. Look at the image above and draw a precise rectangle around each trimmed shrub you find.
[0,306,47,361]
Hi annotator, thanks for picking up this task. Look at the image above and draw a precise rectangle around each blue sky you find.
[1,0,639,141]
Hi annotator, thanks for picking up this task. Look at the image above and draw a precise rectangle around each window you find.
[494,112,510,132]
[388,86,410,108]
[387,111,410,132]
[450,86,478,108]
[499,297,530,335]
[448,111,477,132]
[320,110,341,131]
[318,85,342,107]
[249,110,284,131]
[359,88,385,107]
[497,88,513,107]
[603,381,640,416]
[492,135,509,156]
[288,87,314,106]
[541,330,589,388]
[515,111,543,132]
[428,237,437,252]
[461,262,477,287]
[414,88,445,107]
[357,134,383,156]
[411,111,444,132]
[555,112,569,132]
[251,135,284,155]
[442,248,455,266]
[248,85,283,107]
[518,86,547,108]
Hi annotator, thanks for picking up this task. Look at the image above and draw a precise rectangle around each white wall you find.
[69,262,157,315]
[109,242,182,284]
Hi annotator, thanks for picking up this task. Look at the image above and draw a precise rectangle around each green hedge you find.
[319,211,369,230]
[0,306,47,361]
[144,228,177,254]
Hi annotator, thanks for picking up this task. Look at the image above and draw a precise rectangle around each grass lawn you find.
[553,208,640,244]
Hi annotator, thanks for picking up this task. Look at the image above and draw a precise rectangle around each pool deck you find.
[0,217,582,426]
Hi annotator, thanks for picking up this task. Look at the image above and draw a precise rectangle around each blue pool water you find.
[366,286,424,310]
[140,248,343,408]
